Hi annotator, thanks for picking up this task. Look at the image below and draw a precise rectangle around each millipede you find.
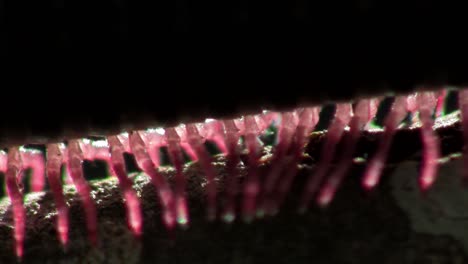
[2,0,468,263]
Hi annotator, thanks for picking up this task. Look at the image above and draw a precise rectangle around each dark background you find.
[1,0,468,142]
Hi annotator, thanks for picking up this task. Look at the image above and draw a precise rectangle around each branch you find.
[0,112,466,263]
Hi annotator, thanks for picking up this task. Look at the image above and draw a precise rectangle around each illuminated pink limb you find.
[435,89,447,118]
[141,129,166,167]
[459,89,468,184]
[66,140,98,246]
[0,150,7,172]
[406,93,418,113]
[201,119,228,155]
[60,147,74,185]
[129,131,176,229]
[20,148,45,193]
[80,139,110,162]
[274,107,319,214]
[317,99,376,207]
[256,111,279,133]
[241,115,263,222]
[63,167,74,185]
[221,119,241,223]
[148,145,161,167]
[234,118,245,133]
[5,148,25,259]
[78,139,115,176]
[365,98,382,129]
[165,127,189,227]
[117,133,132,153]
[181,142,198,162]
[232,112,277,137]
[107,135,143,237]
[298,103,353,213]
[415,92,440,191]
[362,96,409,190]
[46,143,69,247]
[186,124,218,221]
[173,126,199,162]
[257,112,297,217]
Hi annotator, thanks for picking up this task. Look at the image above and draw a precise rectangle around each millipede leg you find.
[5,148,25,259]
[66,140,98,246]
[298,103,352,213]
[46,144,69,247]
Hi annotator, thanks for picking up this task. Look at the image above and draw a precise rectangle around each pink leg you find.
[60,147,74,186]
[180,142,198,162]
[107,135,143,237]
[406,93,418,113]
[202,120,228,155]
[459,89,468,184]
[255,112,278,133]
[117,133,132,153]
[142,130,165,167]
[148,145,161,167]
[165,127,189,226]
[257,112,296,217]
[221,120,241,223]
[241,115,263,222]
[46,143,69,247]
[173,126,199,162]
[0,151,7,172]
[234,118,245,134]
[5,147,25,259]
[362,96,408,190]
[80,139,110,161]
[186,124,218,221]
[78,139,111,175]
[66,140,98,246]
[64,168,74,185]
[416,92,440,191]
[435,89,447,118]
[20,149,45,193]
[274,107,319,214]
[317,100,375,207]
[298,103,353,213]
[129,131,176,229]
